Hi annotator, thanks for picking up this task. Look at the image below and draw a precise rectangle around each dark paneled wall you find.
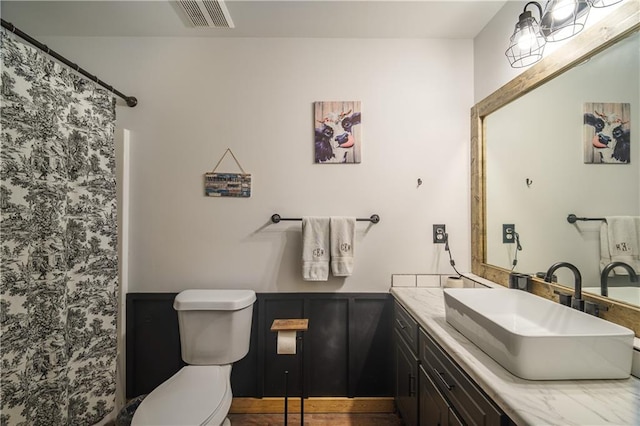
[126,293,393,399]
[126,294,183,398]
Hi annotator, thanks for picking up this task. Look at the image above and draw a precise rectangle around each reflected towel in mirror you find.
[600,216,640,275]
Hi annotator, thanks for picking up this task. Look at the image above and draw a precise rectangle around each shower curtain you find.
[0,30,119,425]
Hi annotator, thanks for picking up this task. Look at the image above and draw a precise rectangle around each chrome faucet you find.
[600,261,639,297]
[545,262,584,311]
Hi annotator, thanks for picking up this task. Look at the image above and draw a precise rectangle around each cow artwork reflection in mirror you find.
[583,102,631,164]
[314,101,362,164]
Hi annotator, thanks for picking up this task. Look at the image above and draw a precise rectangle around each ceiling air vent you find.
[176,0,235,28]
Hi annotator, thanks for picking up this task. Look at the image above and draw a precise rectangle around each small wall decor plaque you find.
[314,101,362,164]
[205,148,251,197]
[583,102,631,164]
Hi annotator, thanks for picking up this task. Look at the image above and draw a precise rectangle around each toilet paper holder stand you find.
[271,319,309,426]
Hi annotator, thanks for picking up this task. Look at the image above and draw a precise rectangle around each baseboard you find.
[230,397,396,414]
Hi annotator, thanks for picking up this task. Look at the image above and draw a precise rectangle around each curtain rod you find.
[1,19,138,107]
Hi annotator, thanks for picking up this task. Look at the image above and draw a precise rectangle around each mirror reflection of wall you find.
[485,32,639,306]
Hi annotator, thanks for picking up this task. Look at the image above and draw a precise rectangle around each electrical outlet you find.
[433,224,446,244]
[503,224,515,243]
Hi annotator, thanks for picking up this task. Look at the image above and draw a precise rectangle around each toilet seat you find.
[132,365,232,426]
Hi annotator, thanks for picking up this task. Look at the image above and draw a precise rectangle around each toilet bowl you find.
[131,289,256,426]
[132,365,232,426]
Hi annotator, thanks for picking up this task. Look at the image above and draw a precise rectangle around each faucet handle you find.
[584,301,608,317]
[553,290,572,307]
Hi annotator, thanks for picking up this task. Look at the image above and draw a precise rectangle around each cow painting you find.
[583,103,631,164]
[314,101,362,164]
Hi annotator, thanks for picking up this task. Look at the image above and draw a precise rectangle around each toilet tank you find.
[173,289,256,365]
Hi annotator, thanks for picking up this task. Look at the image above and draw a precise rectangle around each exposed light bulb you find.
[517,28,536,50]
[552,0,575,20]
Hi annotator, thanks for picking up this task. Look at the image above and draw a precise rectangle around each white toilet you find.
[132,289,256,426]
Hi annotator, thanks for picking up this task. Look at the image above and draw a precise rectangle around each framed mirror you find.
[471,1,640,336]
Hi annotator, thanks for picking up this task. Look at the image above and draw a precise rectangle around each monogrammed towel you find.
[302,217,330,281]
[330,217,356,276]
[600,216,640,275]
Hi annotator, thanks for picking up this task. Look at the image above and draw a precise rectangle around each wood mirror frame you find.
[471,1,640,336]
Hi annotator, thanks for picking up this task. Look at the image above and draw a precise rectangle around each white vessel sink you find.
[443,288,634,380]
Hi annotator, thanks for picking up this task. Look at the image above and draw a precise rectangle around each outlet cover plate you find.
[433,224,446,244]
[503,224,515,243]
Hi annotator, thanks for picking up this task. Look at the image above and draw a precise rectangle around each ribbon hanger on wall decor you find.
[204,148,252,198]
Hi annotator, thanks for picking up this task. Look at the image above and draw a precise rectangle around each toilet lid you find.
[132,365,231,425]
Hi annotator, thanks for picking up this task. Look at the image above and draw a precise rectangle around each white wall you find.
[44,36,473,293]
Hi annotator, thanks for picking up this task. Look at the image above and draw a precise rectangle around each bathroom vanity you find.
[394,298,508,426]
[391,287,640,426]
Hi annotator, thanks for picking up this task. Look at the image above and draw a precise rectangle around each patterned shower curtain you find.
[0,30,119,425]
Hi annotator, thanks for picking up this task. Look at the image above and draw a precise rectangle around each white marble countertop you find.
[390,287,640,426]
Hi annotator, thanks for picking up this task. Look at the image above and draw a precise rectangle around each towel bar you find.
[567,214,606,224]
[271,214,380,224]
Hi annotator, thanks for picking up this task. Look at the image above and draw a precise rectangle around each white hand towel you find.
[330,217,356,276]
[302,217,330,281]
[600,216,640,275]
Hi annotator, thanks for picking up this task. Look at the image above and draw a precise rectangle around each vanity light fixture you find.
[540,0,591,41]
[505,1,547,68]
[506,0,626,67]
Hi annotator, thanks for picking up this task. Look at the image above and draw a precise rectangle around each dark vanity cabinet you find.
[394,303,420,426]
[419,364,463,426]
[394,301,511,426]
[419,329,508,426]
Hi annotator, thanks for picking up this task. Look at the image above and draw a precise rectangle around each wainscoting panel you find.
[125,293,182,398]
[126,293,393,400]
[306,297,349,396]
[349,297,394,396]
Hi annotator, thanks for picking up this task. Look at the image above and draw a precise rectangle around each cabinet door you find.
[419,328,507,426]
[394,302,419,353]
[395,330,418,426]
[448,408,464,426]
[419,365,448,426]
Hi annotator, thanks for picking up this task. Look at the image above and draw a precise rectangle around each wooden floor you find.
[227,413,404,426]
